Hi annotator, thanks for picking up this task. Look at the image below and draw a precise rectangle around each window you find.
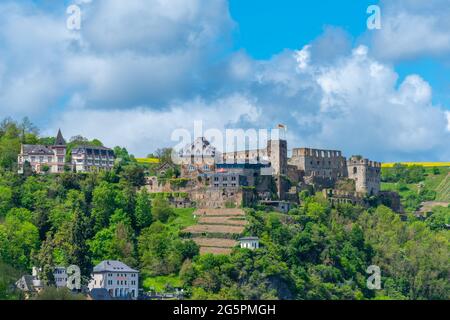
[353,167,357,174]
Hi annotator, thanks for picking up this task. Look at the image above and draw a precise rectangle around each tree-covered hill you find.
[0,118,448,300]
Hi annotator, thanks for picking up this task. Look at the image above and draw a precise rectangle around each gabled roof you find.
[239,237,259,241]
[89,288,113,300]
[72,145,114,154]
[179,137,216,158]
[156,161,177,172]
[93,260,139,273]
[22,145,54,155]
[16,275,42,292]
[55,129,66,146]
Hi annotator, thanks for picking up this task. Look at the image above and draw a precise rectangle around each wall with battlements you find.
[288,148,347,189]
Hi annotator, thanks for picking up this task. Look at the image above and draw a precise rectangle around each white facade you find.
[239,237,260,250]
[71,146,115,173]
[54,267,68,288]
[88,260,139,300]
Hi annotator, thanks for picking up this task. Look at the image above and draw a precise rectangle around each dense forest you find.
[0,117,449,300]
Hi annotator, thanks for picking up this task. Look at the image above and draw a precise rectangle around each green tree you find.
[152,198,174,223]
[0,186,13,217]
[135,189,152,230]
[0,208,39,269]
[68,209,92,282]
[91,182,117,232]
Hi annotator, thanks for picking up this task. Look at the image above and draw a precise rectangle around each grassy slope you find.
[166,208,197,234]
[435,174,450,202]
[141,208,196,293]
[142,275,183,292]
[381,167,450,210]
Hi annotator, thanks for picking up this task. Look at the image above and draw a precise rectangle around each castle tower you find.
[268,139,287,175]
[51,129,67,173]
[347,156,381,195]
[267,125,288,176]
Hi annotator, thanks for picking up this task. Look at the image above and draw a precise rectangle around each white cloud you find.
[1,0,448,161]
[0,0,234,117]
[370,0,450,61]
[47,95,258,156]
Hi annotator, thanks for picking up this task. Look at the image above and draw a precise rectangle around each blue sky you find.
[230,0,450,108]
[229,0,374,58]
[0,0,449,161]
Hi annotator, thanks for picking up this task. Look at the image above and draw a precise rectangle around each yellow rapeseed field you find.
[382,162,450,168]
[135,158,160,164]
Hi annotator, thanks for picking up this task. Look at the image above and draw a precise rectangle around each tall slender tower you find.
[51,129,67,173]
[268,125,288,175]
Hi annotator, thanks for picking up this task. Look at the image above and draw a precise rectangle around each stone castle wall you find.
[289,148,348,180]
[191,188,255,208]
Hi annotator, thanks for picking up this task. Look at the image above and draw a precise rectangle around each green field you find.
[167,208,197,233]
[435,173,450,202]
[381,166,450,212]
[142,275,183,292]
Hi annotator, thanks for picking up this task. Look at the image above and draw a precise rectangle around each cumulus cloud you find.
[231,44,449,162]
[46,94,258,154]
[0,0,234,117]
[370,0,450,61]
[0,0,448,161]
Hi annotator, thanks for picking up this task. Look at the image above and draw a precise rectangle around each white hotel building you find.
[88,260,139,300]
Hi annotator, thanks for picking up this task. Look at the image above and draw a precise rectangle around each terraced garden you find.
[182,208,247,255]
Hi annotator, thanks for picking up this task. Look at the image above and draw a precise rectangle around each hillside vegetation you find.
[0,118,449,300]
[381,164,450,212]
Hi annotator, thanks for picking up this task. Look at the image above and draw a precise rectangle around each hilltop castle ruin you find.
[147,130,382,209]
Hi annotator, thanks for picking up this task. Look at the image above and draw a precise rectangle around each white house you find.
[17,129,67,174]
[88,260,139,300]
[239,237,260,250]
[53,267,68,288]
[71,145,115,173]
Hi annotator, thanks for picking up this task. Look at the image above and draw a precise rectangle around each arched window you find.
[353,167,357,174]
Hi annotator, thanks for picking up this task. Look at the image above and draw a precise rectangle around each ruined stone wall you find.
[220,139,288,176]
[221,149,269,164]
[323,189,366,207]
[192,188,254,208]
[289,148,347,180]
